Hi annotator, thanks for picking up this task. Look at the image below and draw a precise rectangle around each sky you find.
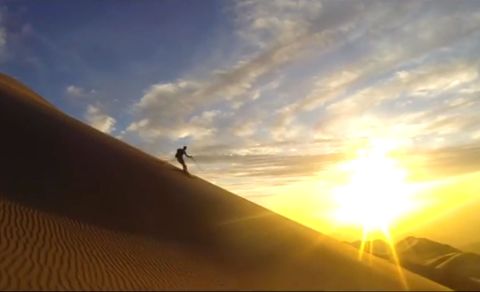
[1,0,480,245]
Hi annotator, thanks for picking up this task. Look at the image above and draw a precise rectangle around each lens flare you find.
[332,139,417,230]
[330,138,418,289]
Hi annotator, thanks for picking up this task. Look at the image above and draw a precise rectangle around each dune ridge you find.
[0,74,448,290]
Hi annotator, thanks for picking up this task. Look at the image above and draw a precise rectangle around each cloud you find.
[127,80,216,141]
[84,104,116,134]
[0,27,5,51]
[399,143,480,182]
[0,8,7,62]
[326,62,478,116]
[66,85,85,97]
[280,16,478,121]
[396,64,478,98]
[120,1,480,197]
[472,130,480,141]
[193,152,345,192]
[126,0,363,149]
[235,0,323,47]
[66,85,97,98]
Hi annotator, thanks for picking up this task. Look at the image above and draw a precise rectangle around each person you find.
[175,146,192,174]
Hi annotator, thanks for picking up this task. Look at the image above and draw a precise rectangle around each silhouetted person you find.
[175,146,192,174]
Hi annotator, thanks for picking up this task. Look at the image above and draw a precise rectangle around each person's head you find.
[183,146,187,150]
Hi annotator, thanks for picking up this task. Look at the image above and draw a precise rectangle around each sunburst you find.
[331,138,418,289]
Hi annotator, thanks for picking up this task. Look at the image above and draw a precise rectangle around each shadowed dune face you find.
[0,74,449,290]
[0,73,258,244]
[0,198,237,290]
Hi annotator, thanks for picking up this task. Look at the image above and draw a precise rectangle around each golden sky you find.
[244,144,480,248]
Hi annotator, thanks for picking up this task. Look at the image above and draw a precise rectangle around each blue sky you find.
[2,0,480,242]
[1,0,228,127]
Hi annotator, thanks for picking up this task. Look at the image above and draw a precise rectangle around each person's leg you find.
[178,158,188,173]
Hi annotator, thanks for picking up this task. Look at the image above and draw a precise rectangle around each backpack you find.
[175,148,183,158]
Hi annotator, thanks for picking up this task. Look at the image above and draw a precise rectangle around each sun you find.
[330,138,417,288]
[331,138,417,233]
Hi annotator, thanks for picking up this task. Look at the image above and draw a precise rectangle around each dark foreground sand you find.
[0,73,448,290]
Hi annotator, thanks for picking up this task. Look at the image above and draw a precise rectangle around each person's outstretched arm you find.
[185,152,193,158]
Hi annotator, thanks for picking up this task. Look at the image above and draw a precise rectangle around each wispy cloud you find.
[65,85,118,134]
[234,0,323,47]
[118,1,480,194]
[0,7,8,62]
[399,143,480,182]
[84,104,116,134]
[126,0,362,149]
[66,85,97,98]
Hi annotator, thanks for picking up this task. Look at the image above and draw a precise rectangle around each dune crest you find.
[0,74,448,290]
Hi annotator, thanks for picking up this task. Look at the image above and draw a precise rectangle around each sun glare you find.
[332,139,417,232]
[330,138,417,288]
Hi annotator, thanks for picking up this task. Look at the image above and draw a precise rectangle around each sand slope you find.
[0,198,237,290]
[351,237,480,290]
[398,237,480,291]
[0,73,448,290]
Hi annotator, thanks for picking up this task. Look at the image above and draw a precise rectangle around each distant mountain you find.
[462,241,480,254]
[396,236,460,264]
[349,236,480,291]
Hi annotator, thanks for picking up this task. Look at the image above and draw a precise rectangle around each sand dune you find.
[464,241,480,254]
[398,237,480,291]
[350,237,480,290]
[0,198,237,290]
[0,73,448,290]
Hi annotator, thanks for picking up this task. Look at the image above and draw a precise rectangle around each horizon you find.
[1,0,480,248]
